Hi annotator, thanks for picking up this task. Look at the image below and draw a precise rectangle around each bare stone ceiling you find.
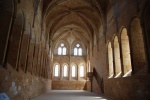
[43,0,111,44]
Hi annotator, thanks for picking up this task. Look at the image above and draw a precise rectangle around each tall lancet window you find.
[74,44,82,56]
[58,43,67,55]
[54,64,59,77]
[72,65,76,77]
[63,65,68,77]
[80,66,84,77]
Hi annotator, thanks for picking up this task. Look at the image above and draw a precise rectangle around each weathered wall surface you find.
[53,56,87,65]
[0,64,51,100]
[104,75,150,100]
[52,80,86,90]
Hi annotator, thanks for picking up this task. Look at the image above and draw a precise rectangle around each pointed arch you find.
[57,43,67,55]
[73,43,83,56]
[63,64,68,77]
[78,63,86,79]
[79,65,85,77]
[53,63,60,78]
[62,63,69,78]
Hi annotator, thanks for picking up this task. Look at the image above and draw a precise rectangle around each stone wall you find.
[52,80,86,90]
[0,64,52,100]
[53,56,87,66]
[92,77,101,94]
[104,75,150,100]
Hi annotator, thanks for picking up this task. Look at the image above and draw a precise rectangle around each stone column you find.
[26,39,35,73]
[77,65,79,81]
[32,44,39,75]
[18,32,30,72]
[36,43,42,76]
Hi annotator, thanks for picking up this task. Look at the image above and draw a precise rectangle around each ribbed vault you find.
[43,0,110,47]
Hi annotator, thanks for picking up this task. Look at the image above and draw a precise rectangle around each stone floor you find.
[31,90,113,100]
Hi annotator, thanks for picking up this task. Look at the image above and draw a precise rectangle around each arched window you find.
[72,65,76,77]
[78,48,82,56]
[108,42,114,78]
[114,36,122,78]
[58,43,66,55]
[54,64,59,77]
[121,28,132,77]
[79,66,84,77]
[74,44,82,56]
[74,48,77,55]
[63,65,68,77]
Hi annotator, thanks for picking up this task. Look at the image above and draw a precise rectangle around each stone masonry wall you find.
[104,75,150,100]
[0,64,51,100]
[52,80,86,90]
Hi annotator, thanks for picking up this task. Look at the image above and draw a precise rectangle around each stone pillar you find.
[32,44,39,75]
[26,39,35,73]
[39,50,43,77]
[36,43,42,76]
[69,64,71,80]
[60,64,63,80]
[77,65,79,81]
[19,32,30,71]
[43,54,46,78]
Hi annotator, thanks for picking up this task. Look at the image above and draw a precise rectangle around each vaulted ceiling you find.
[43,0,111,46]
